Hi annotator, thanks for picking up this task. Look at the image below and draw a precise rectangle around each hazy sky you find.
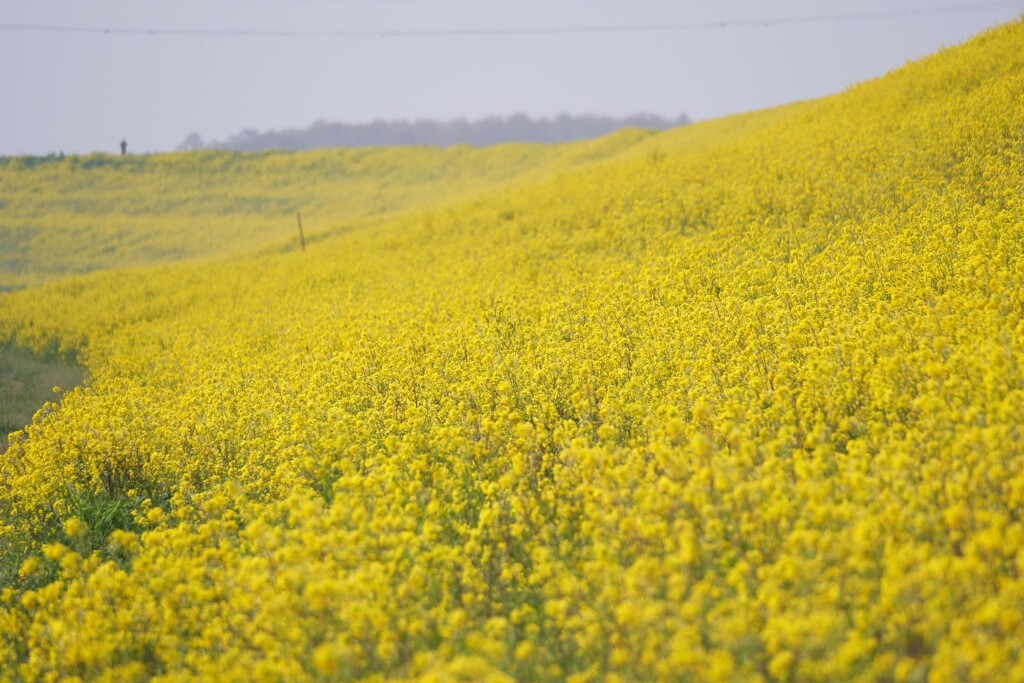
[1,1,1021,156]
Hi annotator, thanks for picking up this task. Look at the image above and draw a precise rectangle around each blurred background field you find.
[0,131,657,290]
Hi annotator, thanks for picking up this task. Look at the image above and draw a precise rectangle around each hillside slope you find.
[1,19,1023,682]
[0,129,653,290]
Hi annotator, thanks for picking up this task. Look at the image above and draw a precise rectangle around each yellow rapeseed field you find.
[1,19,1023,682]
[0,131,649,291]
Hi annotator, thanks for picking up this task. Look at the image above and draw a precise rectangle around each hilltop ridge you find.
[180,112,691,152]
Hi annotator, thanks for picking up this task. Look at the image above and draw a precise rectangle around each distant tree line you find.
[179,112,690,152]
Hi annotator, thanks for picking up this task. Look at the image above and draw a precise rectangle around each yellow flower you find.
[63,517,88,540]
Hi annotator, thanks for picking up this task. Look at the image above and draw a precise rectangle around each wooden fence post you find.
[296,210,306,252]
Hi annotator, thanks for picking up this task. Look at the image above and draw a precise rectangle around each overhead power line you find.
[0,1,1020,38]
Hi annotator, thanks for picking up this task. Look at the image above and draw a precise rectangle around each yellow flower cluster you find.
[1,18,1023,682]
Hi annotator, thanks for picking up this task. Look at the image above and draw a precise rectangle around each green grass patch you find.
[0,345,84,451]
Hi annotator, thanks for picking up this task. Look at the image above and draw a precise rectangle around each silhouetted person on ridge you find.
[120,140,127,155]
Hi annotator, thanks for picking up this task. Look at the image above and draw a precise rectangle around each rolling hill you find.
[0,19,1022,682]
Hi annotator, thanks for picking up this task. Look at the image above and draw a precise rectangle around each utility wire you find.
[1,1,1021,38]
